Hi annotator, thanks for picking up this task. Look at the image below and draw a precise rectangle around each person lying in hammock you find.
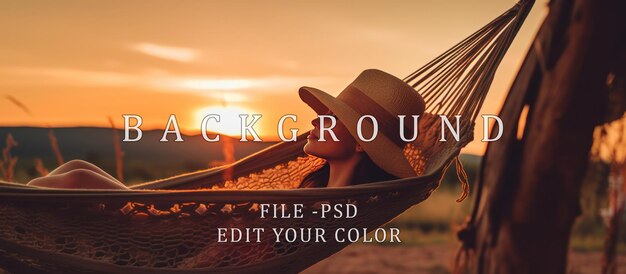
[27,69,425,189]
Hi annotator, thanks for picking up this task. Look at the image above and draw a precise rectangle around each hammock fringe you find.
[455,156,471,203]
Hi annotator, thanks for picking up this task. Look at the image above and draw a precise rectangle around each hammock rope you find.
[0,1,534,273]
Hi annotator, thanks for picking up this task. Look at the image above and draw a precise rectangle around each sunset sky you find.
[0,0,547,155]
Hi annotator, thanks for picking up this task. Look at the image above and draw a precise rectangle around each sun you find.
[194,105,255,137]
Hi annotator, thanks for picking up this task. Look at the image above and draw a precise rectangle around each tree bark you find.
[470,0,626,273]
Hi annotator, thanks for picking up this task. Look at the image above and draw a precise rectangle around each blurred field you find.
[303,186,626,273]
[303,244,626,274]
[0,127,273,185]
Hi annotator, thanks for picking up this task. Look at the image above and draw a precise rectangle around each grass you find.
[33,158,49,176]
[108,116,125,183]
[392,189,473,226]
[47,128,64,166]
[0,134,18,181]
[570,236,626,253]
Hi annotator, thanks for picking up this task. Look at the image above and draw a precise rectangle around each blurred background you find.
[1,1,624,273]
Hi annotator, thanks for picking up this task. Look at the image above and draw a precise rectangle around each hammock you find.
[0,1,534,273]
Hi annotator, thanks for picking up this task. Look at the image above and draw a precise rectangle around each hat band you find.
[340,86,413,147]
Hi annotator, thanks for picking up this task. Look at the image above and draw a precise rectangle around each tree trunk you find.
[469,0,626,273]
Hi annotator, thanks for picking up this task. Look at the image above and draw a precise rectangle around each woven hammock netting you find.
[0,1,533,273]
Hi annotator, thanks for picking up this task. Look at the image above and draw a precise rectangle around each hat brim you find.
[298,86,417,178]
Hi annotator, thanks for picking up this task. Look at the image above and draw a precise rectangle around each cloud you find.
[0,67,137,86]
[130,42,200,63]
[179,79,254,90]
[0,67,338,101]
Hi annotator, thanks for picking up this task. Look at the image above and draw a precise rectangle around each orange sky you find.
[0,0,548,155]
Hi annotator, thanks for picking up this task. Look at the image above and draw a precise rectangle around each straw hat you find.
[299,69,426,178]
